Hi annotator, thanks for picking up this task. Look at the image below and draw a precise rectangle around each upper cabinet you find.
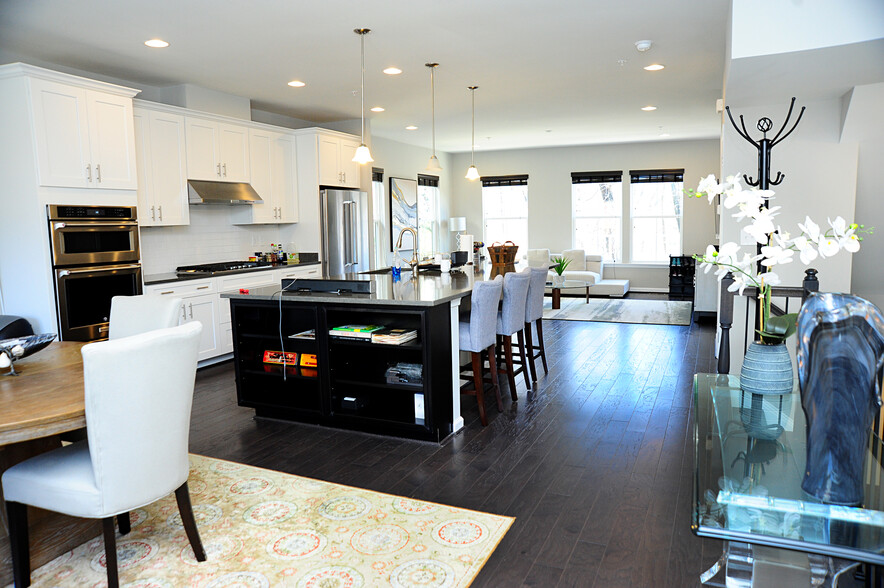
[312,131,361,189]
[232,129,299,225]
[29,77,138,190]
[133,105,189,226]
[185,116,250,182]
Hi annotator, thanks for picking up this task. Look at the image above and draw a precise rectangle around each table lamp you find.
[450,217,467,249]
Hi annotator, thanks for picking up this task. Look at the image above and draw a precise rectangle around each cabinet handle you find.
[86,164,92,182]
[180,305,187,322]
[158,205,163,221]
[160,290,174,295]
[222,163,227,177]
[342,172,346,184]
[150,206,155,221]
[197,285,209,290]
[96,164,102,183]
[188,302,193,318]
[216,163,221,177]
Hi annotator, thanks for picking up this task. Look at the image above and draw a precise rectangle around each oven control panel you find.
[48,205,136,221]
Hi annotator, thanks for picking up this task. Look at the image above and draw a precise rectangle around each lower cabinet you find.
[184,293,221,361]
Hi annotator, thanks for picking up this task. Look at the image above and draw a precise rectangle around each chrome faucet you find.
[395,227,420,272]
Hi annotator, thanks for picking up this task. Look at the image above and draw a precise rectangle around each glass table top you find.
[693,373,884,565]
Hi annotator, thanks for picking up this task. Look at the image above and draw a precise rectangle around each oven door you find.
[54,263,143,341]
[49,220,140,266]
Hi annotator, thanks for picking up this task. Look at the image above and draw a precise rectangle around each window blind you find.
[371,167,384,182]
[629,169,684,183]
[417,174,439,187]
[571,171,622,184]
[480,174,528,187]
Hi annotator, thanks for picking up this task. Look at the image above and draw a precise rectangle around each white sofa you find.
[527,248,630,297]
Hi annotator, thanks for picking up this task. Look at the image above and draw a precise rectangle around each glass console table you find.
[693,374,884,586]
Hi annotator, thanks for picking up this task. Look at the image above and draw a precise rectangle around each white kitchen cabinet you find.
[133,106,189,226]
[232,130,299,225]
[275,264,321,282]
[143,279,219,361]
[216,271,279,355]
[30,77,138,190]
[309,130,362,188]
[185,116,250,182]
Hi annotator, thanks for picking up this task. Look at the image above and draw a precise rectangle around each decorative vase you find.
[551,274,565,288]
[797,293,884,505]
[739,341,794,396]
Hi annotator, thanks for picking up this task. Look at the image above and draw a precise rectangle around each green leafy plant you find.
[551,256,571,276]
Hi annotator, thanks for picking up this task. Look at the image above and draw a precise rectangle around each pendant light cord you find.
[469,86,478,165]
[360,31,366,143]
[431,66,436,157]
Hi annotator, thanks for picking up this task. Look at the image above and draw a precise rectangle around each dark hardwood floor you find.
[189,312,719,587]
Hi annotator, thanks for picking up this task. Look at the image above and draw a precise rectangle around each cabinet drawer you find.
[277,265,321,281]
[144,279,216,297]
[218,272,277,324]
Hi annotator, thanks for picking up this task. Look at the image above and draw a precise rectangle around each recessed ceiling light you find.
[659,133,671,137]
[635,40,653,52]
[370,106,385,112]
[287,80,306,88]
[405,125,418,130]
[642,106,657,111]
[644,64,665,71]
[383,67,402,75]
[144,39,169,48]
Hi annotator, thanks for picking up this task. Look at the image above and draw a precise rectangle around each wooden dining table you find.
[0,341,97,585]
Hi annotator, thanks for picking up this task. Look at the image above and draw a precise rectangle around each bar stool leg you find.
[471,351,488,426]
[488,344,503,412]
[524,321,538,383]
[517,330,531,390]
[502,336,517,400]
[536,319,549,374]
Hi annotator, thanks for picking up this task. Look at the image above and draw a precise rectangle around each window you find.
[482,175,529,253]
[571,171,623,262]
[629,169,684,263]
[371,167,385,268]
[417,174,439,260]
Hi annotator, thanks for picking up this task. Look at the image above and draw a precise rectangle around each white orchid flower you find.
[818,237,840,258]
[744,221,772,244]
[798,216,820,242]
[760,245,794,267]
[829,216,849,238]
[792,236,819,264]
[698,174,721,197]
[841,233,861,253]
[772,230,791,248]
[758,272,781,287]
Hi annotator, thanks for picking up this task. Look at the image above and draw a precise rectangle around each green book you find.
[329,324,385,339]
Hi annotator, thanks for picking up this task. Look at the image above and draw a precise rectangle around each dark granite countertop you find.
[143,261,321,286]
[220,267,482,306]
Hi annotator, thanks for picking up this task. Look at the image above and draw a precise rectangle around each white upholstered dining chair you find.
[109,294,183,339]
[2,321,206,588]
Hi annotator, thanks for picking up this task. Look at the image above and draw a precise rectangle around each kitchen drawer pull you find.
[160,290,175,295]
[197,285,210,290]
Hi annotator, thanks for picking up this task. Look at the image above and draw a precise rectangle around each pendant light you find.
[425,63,442,172]
[352,28,374,164]
[465,85,480,181]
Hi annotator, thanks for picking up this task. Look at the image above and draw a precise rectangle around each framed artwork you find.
[389,177,418,253]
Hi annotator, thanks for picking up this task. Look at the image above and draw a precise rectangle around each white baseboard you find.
[630,287,669,293]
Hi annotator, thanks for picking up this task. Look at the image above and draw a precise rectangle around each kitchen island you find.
[222,269,479,441]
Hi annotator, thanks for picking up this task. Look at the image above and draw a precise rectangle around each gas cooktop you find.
[176,261,272,275]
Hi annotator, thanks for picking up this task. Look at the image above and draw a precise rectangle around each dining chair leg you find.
[488,344,503,412]
[502,336,517,400]
[102,516,119,588]
[6,501,31,588]
[175,481,207,561]
[536,319,549,374]
[118,511,131,535]
[517,329,531,390]
[524,321,538,383]
[471,351,488,426]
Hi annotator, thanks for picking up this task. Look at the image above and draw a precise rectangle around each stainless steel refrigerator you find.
[320,188,370,277]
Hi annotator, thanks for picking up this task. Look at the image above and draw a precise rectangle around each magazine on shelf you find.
[371,328,418,345]
[329,324,384,339]
[289,328,316,340]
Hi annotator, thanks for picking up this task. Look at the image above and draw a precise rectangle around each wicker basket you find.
[487,241,519,277]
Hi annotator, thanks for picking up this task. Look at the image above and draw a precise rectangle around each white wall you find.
[448,139,721,289]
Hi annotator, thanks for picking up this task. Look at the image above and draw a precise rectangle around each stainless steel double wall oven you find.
[48,205,142,341]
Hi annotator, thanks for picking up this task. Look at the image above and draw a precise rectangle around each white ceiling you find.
[0,0,730,152]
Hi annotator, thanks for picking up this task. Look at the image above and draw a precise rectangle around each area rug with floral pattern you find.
[24,454,514,588]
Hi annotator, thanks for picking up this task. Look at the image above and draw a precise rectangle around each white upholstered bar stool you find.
[458,276,503,426]
[2,322,206,588]
[524,267,550,382]
[496,269,532,398]
[109,294,183,339]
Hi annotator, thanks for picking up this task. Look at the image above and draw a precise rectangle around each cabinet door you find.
[246,128,275,223]
[317,134,341,186]
[339,137,362,188]
[86,90,137,189]
[148,110,189,226]
[30,78,91,188]
[184,293,220,361]
[185,117,221,181]
[133,110,156,225]
[219,123,250,182]
[274,134,299,223]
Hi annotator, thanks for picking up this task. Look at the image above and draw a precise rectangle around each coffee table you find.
[546,279,590,309]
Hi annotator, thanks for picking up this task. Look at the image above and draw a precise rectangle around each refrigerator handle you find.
[342,200,354,269]
[321,190,331,276]
[344,200,358,266]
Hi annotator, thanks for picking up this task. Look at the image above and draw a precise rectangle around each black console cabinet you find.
[668,255,696,300]
[230,298,453,442]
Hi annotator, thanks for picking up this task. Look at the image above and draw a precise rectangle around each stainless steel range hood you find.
[187,180,262,205]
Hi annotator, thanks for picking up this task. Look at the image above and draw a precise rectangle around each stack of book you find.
[329,324,385,339]
[371,329,418,345]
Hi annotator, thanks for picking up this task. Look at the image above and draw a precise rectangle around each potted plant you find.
[689,173,872,395]
[550,256,571,288]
